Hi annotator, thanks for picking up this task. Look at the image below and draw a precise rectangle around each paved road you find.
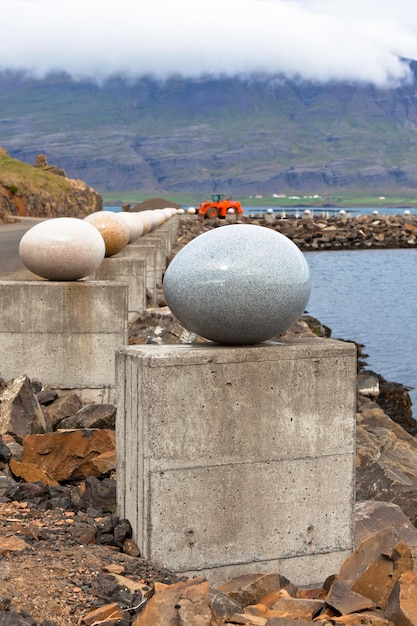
[0,218,44,276]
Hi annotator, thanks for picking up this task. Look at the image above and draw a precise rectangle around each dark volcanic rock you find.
[377,375,416,434]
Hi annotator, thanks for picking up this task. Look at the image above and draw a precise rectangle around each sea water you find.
[304,248,417,415]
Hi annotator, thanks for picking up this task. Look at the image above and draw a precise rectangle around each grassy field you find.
[103,190,417,208]
[0,152,74,196]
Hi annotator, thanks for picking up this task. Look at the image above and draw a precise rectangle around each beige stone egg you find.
[113,211,144,243]
[84,211,130,256]
[19,217,106,280]
[136,212,153,235]
[139,210,162,231]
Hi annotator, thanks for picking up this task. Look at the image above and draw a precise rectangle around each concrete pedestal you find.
[0,280,128,402]
[143,232,169,267]
[116,338,357,585]
[91,257,146,321]
[116,244,157,306]
[137,237,166,285]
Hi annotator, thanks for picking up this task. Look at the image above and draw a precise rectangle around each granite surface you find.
[18,217,106,280]
[84,211,130,256]
[163,223,311,344]
[113,211,144,243]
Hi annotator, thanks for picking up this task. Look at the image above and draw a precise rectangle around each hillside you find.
[3,69,417,195]
[0,148,102,221]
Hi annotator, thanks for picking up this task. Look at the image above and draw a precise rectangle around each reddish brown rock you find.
[21,429,116,481]
[75,403,117,429]
[245,595,325,621]
[356,406,417,526]
[355,500,417,548]
[81,602,127,625]
[337,527,413,609]
[208,588,243,621]
[0,535,30,554]
[9,457,59,486]
[111,574,152,597]
[329,609,395,625]
[0,375,46,442]
[132,577,213,625]
[44,392,83,430]
[325,579,376,614]
[228,615,267,625]
[386,571,417,626]
[122,538,141,557]
[91,449,116,475]
[260,596,324,620]
[218,573,296,607]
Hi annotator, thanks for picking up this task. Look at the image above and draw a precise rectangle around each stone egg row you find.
[19,208,178,281]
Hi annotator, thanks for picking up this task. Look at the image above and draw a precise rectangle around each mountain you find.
[2,68,417,195]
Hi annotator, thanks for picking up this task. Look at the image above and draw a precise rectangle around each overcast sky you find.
[3,0,417,86]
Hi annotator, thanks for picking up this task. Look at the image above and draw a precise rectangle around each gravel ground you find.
[0,494,184,625]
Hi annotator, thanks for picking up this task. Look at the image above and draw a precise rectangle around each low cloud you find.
[3,0,417,86]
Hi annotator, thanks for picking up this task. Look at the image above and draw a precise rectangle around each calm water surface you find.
[304,249,417,413]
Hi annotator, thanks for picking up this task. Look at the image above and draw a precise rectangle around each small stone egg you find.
[136,212,153,235]
[155,210,166,226]
[140,210,162,231]
[19,217,105,280]
[161,208,175,220]
[84,211,130,256]
[187,207,196,214]
[163,224,311,345]
[113,211,144,243]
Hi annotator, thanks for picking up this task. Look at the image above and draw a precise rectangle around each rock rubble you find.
[1,311,417,623]
[1,215,417,623]
[174,211,417,252]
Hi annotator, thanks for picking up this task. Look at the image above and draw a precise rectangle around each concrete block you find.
[116,244,157,306]
[91,257,146,321]
[137,237,166,282]
[116,337,357,585]
[0,280,128,402]
[159,220,177,253]
[143,230,170,260]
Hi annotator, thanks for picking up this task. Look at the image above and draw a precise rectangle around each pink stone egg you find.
[84,211,130,256]
[19,217,106,280]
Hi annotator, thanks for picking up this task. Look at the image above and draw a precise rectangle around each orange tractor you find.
[198,194,244,218]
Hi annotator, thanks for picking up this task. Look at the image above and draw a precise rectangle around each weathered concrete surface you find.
[116,243,157,306]
[90,257,146,321]
[159,215,180,251]
[116,338,357,585]
[135,237,165,283]
[145,227,171,253]
[0,280,127,402]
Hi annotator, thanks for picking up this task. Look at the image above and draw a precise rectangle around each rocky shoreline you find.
[1,310,417,625]
[179,211,417,251]
[1,215,417,624]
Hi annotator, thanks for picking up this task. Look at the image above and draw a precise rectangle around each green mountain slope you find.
[2,69,417,195]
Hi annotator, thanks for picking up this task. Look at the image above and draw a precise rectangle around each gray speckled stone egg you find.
[19,217,106,280]
[163,224,311,344]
